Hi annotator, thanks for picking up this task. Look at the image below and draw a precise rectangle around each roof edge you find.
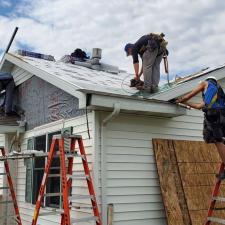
[89,93,187,117]
[152,66,225,101]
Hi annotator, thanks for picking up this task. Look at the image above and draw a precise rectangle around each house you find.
[0,49,225,225]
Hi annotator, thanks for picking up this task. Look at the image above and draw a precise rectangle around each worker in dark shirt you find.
[0,72,15,116]
[124,33,168,93]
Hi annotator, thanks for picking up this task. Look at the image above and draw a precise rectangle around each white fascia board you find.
[4,54,86,108]
[0,125,25,134]
[90,94,186,117]
[153,67,225,101]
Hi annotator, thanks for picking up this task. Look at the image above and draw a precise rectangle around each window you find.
[25,131,61,208]
[25,127,73,207]
[32,135,46,205]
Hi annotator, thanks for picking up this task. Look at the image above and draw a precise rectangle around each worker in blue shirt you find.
[0,72,15,116]
[176,76,225,179]
[124,33,168,93]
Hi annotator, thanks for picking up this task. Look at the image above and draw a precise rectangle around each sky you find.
[1,0,225,84]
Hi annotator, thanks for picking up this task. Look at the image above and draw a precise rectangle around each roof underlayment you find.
[8,53,225,101]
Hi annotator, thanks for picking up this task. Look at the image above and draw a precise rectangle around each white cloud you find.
[1,0,225,82]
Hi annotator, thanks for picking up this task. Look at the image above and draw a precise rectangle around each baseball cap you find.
[124,43,134,56]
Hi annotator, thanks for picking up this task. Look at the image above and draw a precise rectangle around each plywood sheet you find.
[153,139,191,225]
[174,141,220,163]
[153,139,223,225]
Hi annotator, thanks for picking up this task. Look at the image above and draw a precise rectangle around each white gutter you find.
[100,103,120,225]
[90,94,186,117]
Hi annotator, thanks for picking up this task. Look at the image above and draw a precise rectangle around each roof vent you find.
[91,48,102,65]
[59,47,119,74]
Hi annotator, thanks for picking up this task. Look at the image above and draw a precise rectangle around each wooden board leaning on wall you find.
[153,139,224,225]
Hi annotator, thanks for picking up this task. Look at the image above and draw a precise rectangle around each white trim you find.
[0,125,25,134]
[3,54,87,108]
[92,111,100,206]
[90,94,186,117]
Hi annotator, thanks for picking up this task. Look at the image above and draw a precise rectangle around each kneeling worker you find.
[0,72,15,116]
[124,33,168,93]
[176,76,225,179]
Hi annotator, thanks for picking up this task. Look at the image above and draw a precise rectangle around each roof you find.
[8,53,138,97]
[4,53,225,102]
[1,52,225,117]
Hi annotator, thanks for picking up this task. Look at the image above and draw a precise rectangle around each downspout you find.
[100,103,120,225]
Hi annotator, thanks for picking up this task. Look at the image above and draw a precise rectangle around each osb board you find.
[153,139,223,225]
[174,141,220,163]
[153,139,191,225]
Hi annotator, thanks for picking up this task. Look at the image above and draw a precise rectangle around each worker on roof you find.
[124,33,168,93]
[176,76,225,179]
[0,72,16,116]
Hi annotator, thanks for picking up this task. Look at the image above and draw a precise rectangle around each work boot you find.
[151,86,159,93]
[216,170,225,180]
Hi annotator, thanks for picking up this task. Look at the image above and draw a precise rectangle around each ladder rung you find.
[213,197,225,202]
[0,200,13,204]
[68,134,82,139]
[50,167,60,170]
[48,174,61,178]
[71,216,98,223]
[208,217,225,224]
[67,174,90,180]
[0,173,6,175]
[39,209,64,216]
[53,134,82,139]
[44,193,62,197]
[0,187,9,190]
[72,205,93,210]
[66,153,85,160]
[69,195,94,200]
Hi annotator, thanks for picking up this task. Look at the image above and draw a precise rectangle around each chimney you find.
[91,48,102,65]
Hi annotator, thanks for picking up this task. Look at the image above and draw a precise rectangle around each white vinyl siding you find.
[11,66,33,86]
[16,113,96,225]
[96,80,214,225]
[100,77,225,224]
[101,109,203,225]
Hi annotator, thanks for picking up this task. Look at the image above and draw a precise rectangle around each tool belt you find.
[204,108,225,125]
[139,39,159,55]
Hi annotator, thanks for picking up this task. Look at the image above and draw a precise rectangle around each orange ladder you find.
[0,147,22,225]
[31,134,102,225]
[205,163,225,224]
